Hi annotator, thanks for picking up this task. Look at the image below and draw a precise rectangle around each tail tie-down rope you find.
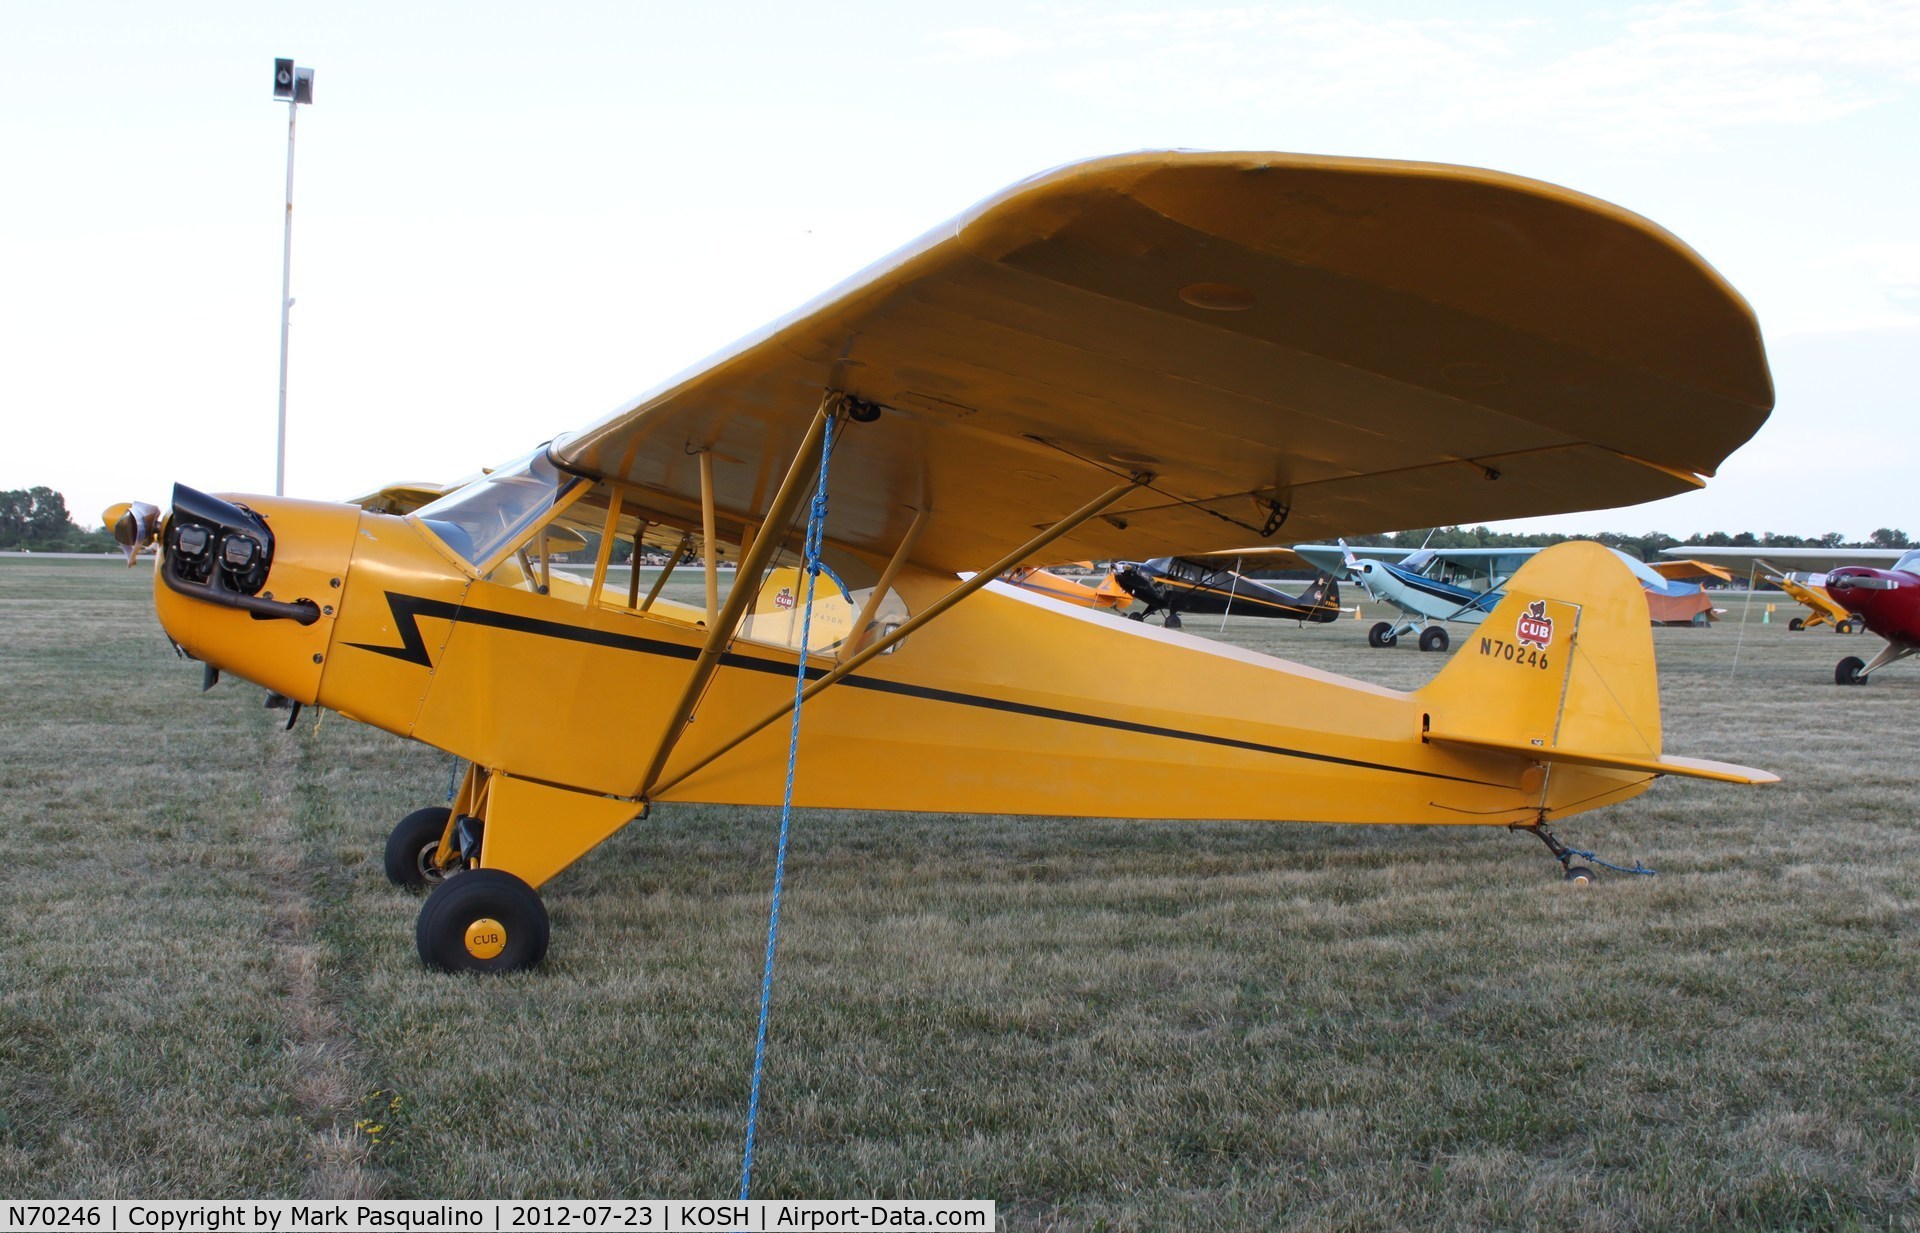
[740,412,837,1200]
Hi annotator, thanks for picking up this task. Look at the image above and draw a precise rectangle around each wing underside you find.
[554,152,1773,573]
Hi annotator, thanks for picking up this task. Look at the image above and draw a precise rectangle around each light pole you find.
[272,58,314,496]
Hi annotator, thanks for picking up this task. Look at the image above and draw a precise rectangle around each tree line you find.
[1,484,1912,560]
[1341,525,1912,562]
[0,488,117,553]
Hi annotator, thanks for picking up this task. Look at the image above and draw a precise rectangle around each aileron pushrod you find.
[648,473,1150,800]
[840,505,929,663]
[641,532,694,612]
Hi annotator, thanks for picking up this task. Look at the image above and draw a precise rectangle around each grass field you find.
[2,555,1916,1229]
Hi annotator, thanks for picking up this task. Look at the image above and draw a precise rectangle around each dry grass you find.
[2,557,1917,1229]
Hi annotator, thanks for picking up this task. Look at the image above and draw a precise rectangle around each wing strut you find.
[635,391,846,800]
[646,470,1152,801]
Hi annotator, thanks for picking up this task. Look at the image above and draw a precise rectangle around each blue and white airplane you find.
[1290,541,1682,651]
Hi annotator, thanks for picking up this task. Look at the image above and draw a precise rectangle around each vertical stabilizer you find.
[1418,542,1772,785]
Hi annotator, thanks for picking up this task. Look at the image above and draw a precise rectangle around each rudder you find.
[1417,542,1658,762]
[1417,542,1772,785]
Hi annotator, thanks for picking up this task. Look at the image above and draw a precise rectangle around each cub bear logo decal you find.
[1516,600,1555,649]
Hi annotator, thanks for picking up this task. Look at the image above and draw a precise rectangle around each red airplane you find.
[1828,548,1920,685]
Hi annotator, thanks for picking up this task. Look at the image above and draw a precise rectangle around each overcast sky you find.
[3,0,1915,539]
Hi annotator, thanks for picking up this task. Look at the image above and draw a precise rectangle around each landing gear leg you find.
[1517,821,1595,882]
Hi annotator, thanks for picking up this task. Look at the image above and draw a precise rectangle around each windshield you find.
[412,448,582,568]
[1895,548,1920,574]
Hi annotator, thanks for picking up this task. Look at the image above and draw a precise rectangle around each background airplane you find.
[1658,546,1917,683]
[1289,542,1691,651]
[1002,564,1133,610]
[1112,556,1341,628]
[1754,562,1861,633]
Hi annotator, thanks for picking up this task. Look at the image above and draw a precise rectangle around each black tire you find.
[1164,612,1183,629]
[416,869,550,974]
[1835,656,1868,686]
[1127,611,1146,621]
[1836,620,1854,634]
[1564,865,1597,885]
[385,806,452,889]
[1418,627,1449,653]
[1788,617,1804,631]
[1368,621,1394,648]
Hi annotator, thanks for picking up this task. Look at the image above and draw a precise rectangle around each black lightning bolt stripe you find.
[347,590,1502,787]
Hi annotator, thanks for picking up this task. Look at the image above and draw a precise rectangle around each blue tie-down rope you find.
[740,413,835,1200]
[1566,847,1657,876]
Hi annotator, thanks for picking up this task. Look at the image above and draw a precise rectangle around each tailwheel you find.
[384,806,453,889]
[1418,626,1449,653]
[1368,621,1397,648]
[1512,820,1656,883]
[1835,655,1868,686]
[416,869,550,973]
[1836,620,1854,634]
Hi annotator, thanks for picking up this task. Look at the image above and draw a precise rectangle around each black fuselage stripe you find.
[1383,568,1502,614]
[348,591,1499,787]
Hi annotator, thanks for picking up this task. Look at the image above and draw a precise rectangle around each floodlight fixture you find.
[272,58,315,496]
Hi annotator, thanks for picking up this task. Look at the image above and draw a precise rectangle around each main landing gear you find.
[1513,821,1655,883]
[1835,642,1915,686]
[384,806,453,889]
[415,869,550,974]
[385,804,550,974]
[1369,620,1449,651]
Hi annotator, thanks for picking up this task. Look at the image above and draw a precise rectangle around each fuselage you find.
[143,478,1643,849]
[1826,556,1920,645]
[1350,558,1502,625]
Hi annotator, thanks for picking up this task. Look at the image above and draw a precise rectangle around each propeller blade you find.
[105,501,161,566]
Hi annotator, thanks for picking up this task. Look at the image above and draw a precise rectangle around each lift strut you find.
[646,470,1153,801]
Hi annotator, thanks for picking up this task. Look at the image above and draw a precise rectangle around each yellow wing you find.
[347,482,456,516]
[1650,559,1736,583]
[554,151,1772,573]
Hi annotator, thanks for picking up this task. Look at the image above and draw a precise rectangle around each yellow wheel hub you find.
[464,917,508,960]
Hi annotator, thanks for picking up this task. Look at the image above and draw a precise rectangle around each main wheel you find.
[1835,655,1868,686]
[1788,617,1805,631]
[1164,612,1183,629]
[1836,619,1854,634]
[385,806,453,889]
[1418,626,1449,653]
[1368,621,1394,648]
[416,869,550,973]
[1564,865,1597,885]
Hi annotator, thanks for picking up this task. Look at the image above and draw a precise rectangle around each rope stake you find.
[740,412,836,1200]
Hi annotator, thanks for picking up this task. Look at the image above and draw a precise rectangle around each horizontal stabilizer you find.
[1425,731,1778,784]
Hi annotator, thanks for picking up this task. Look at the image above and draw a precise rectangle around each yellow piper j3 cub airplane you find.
[113,151,1779,973]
